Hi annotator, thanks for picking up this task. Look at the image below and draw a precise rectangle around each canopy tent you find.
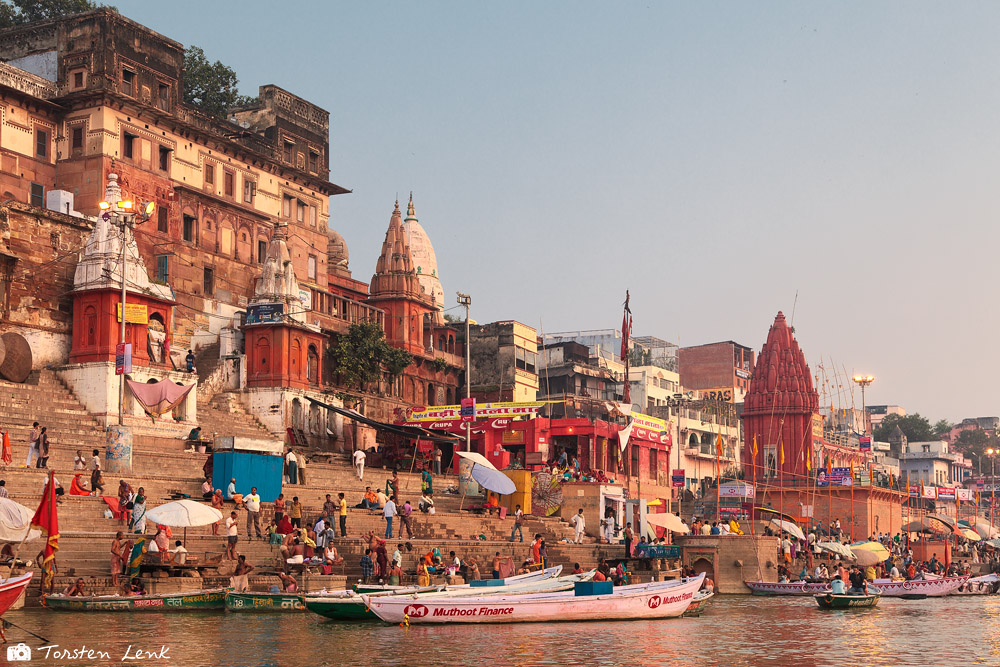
[454,451,516,495]
[305,397,462,444]
[902,517,952,535]
[645,512,690,534]
[816,541,854,559]
[770,519,805,541]
[126,379,195,422]
[0,497,40,543]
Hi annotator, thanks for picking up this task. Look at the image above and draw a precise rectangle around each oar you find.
[2,618,50,644]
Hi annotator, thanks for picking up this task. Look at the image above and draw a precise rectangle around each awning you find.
[305,397,461,444]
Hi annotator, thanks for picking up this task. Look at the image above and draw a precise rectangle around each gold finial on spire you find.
[406,192,416,219]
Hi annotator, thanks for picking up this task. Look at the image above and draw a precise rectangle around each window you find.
[182,214,196,242]
[515,348,536,374]
[122,68,135,96]
[257,239,267,263]
[308,205,317,227]
[35,129,48,157]
[282,195,293,218]
[205,163,215,186]
[122,132,136,160]
[155,255,168,283]
[29,183,43,207]
[309,150,319,173]
[158,146,171,172]
[243,178,256,204]
[223,170,234,197]
[307,254,317,280]
[72,70,84,89]
[283,141,294,163]
[157,206,168,233]
[649,448,658,480]
[203,267,214,297]
[71,127,83,150]
[157,83,169,111]
[296,200,305,222]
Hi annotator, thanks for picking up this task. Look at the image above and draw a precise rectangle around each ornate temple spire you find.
[371,200,422,299]
[251,221,304,323]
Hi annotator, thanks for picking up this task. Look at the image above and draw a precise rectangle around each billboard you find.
[246,303,285,324]
[116,303,148,324]
[817,467,852,487]
[115,343,132,375]
[859,436,872,452]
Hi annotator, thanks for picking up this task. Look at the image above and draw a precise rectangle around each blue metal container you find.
[212,451,283,502]
[471,579,506,587]
[574,581,613,596]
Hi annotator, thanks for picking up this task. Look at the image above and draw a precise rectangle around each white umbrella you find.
[146,499,223,527]
[816,541,854,559]
[645,512,690,534]
[454,451,516,495]
[0,498,40,543]
[769,518,805,541]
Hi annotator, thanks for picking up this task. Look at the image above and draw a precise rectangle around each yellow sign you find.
[116,303,148,324]
[631,411,667,432]
[408,401,549,422]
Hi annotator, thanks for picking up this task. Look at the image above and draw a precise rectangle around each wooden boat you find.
[308,571,594,621]
[869,575,969,597]
[362,575,706,624]
[682,589,714,617]
[744,580,828,596]
[814,592,880,609]
[44,588,226,611]
[953,574,999,595]
[225,591,307,612]
[0,573,32,617]
[352,565,562,594]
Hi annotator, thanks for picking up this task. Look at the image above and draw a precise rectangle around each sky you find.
[113,1,1000,421]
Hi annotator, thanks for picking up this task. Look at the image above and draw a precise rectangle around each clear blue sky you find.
[115,1,1000,421]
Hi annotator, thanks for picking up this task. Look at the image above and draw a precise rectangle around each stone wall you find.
[678,534,780,594]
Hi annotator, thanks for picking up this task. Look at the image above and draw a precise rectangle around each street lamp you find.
[98,173,154,425]
[457,292,471,452]
[852,375,875,435]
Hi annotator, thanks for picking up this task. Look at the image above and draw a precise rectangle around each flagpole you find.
[715,428,721,526]
[850,460,855,542]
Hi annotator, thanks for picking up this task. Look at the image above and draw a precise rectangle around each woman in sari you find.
[421,467,433,495]
[131,487,147,534]
[416,560,430,587]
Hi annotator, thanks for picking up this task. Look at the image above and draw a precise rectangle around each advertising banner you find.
[817,467,852,487]
[246,303,284,324]
[116,303,148,324]
[956,488,973,501]
[671,469,685,487]
[859,436,871,452]
[115,343,132,375]
[937,487,956,501]
[460,398,476,422]
[405,402,545,422]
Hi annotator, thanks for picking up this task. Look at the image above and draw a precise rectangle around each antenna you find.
[790,289,799,327]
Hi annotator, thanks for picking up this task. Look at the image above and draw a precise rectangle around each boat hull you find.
[305,597,376,620]
[225,592,305,612]
[870,575,969,597]
[682,590,714,617]
[744,581,827,596]
[0,573,32,617]
[365,575,705,624]
[814,593,880,609]
[44,589,226,611]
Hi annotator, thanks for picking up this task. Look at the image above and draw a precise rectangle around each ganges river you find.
[6,594,1000,666]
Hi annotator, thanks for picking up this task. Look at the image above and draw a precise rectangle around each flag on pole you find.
[850,460,855,480]
[716,432,724,458]
[779,437,784,465]
[805,446,811,472]
[826,454,832,475]
[869,466,874,486]
[1,430,10,466]
[751,435,758,459]
[31,470,59,589]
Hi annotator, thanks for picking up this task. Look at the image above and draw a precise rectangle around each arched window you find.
[291,398,302,430]
[84,305,98,347]
[427,383,435,405]
[254,337,270,374]
[438,335,445,352]
[290,338,302,378]
[448,336,455,354]
[307,344,319,385]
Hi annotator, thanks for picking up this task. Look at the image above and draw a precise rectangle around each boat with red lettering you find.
[43,588,226,611]
[744,580,829,596]
[362,574,705,624]
[869,574,969,597]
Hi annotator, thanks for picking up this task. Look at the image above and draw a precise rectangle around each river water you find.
[5,594,1000,666]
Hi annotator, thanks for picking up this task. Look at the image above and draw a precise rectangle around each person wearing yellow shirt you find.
[338,492,348,537]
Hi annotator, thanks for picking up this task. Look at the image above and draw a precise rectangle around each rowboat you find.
[307,570,594,621]
[362,574,706,624]
[682,589,714,617]
[44,588,226,611]
[869,575,969,597]
[744,580,828,596]
[0,573,32,616]
[352,565,563,594]
[814,592,880,609]
[225,591,307,612]
[953,574,998,595]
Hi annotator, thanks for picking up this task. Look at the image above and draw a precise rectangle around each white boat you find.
[744,580,829,596]
[953,574,998,595]
[362,574,706,624]
[353,565,562,594]
[869,574,969,597]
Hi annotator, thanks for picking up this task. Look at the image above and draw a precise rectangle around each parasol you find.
[769,519,805,541]
[0,497,40,543]
[645,512,690,534]
[901,517,951,535]
[145,499,223,545]
[961,519,999,539]
[850,541,890,565]
[853,549,885,567]
[454,451,516,495]
[924,513,957,532]
[816,541,854,559]
[959,527,981,542]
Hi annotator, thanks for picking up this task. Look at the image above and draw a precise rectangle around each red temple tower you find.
[742,311,819,482]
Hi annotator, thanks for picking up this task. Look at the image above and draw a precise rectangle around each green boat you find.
[44,589,226,611]
[304,595,378,621]
[814,592,880,609]
[225,591,306,612]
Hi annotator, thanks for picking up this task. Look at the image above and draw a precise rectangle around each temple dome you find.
[401,194,445,321]
[327,227,349,268]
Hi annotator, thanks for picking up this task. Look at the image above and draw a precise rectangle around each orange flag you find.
[850,460,855,481]
[716,432,724,458]
[31,470,59,588]
[805,446,811,472]
[779,437,785,465]
[1,430,10,466]
[751,435,758,458]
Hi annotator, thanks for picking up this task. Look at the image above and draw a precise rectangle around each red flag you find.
[31,470,59,588]
[1,431,10,465]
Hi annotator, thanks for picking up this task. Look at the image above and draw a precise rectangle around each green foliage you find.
[628,347,651,367]
[872,413,934,443]
[329,322,412,392]
[182,46,257,119]
[0,0,112,28]
[433,358,448,373]
[443,313,458,324]
[932,419,953,438]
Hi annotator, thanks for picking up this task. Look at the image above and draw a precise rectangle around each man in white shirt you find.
[353,448,366,481]
[569,508,586,544]
[375,489,387,509]
[245,487,262,539]
[285,450,298,485]
[383,496,397,538]
[225,511,239,560]
[314,517,327,549]
[226,478,236,500]
[171,541,188,565]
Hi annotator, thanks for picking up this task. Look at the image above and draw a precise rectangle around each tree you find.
[182,46,256,119]
[0,0,113,28]
[872,413,935,443]
[329,322,412,393]
[932,419,953,439]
